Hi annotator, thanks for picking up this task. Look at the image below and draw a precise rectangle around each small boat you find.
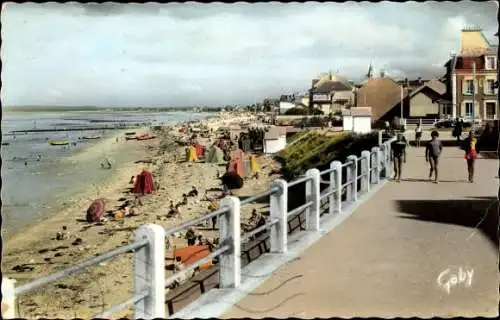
[49,140,69,146]
[1,142,10,146]
[82,135,101,140]
[125,136,137,141]
[125,132,136,136]
[136,133,156,141]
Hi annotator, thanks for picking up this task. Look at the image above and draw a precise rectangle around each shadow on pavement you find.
[396,197,499,248]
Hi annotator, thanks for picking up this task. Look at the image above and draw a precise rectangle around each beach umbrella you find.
[86,199,105,223]
[220,171,244,190]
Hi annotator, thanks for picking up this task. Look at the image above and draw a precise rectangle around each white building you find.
[263,126,287,154]
[279,101,295,114]
[343,107,372,134]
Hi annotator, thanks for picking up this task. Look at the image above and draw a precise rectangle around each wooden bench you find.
[165,266,220,315]
[165,200,331,315]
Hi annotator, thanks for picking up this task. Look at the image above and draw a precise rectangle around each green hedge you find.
[284,107,324,116]
[277,132,378,180]
[277,131,380,210]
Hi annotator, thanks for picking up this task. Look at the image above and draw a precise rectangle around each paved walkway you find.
[223,146,499,318]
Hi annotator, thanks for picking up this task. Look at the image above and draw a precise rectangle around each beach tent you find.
[185,146,198,162]
[230,149,245,161]
[205,145,224,163]
[215,139,229,149]
[249,155,260,174]
[86,199,105,223]
[194,143,205,158]
[133,169,156,195]
[226,149,245,177]
[173,245,212,270]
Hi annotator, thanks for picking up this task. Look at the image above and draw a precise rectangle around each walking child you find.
[462,130,479,183]
[391,133,407,182]
[414,123,422,147]
[425,130,443,183]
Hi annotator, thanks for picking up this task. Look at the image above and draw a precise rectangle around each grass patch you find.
[276,131,378,180]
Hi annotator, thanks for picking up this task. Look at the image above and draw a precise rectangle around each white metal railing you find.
[1,137,396,319]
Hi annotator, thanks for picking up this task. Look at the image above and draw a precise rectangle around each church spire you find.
[366,61,374,80]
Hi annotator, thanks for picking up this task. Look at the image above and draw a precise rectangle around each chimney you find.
[460,25,489,55]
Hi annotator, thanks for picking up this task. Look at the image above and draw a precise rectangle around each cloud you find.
[1,2,498,107]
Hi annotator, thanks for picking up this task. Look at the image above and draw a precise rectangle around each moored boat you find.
[136,133,156,141]
[82,135,101,140]
[48,140,69,146]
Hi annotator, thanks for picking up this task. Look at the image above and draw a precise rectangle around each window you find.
[485,79,496,94]
[464,102,474,117]
[440,104,452,116]
[485,102,497,120]
[485,56,496,70]
[463,80,474,95]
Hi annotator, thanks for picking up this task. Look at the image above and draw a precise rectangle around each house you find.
[263,126,287,154]
[294,93,310,109]
[355,77,447,123]
[406,78,447,118]
[279,93,308,114]
[309,72,355,115]
[355,77,407,123]
[342,107,372,134]
[442,27,498,120]
[279,95,296,114]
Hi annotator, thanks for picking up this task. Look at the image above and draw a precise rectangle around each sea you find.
[1,109,212,240]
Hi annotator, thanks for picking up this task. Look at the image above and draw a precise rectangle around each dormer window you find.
[485,56,496,70]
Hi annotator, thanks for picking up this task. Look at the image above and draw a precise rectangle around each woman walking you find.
[463,131,479,183]
[414,123,422,147]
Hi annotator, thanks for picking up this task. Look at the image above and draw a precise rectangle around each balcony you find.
[483,89,498,96]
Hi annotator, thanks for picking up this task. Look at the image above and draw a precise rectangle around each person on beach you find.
[425,130,443,183]
[391,133,407,182]
[462,130,479,183]
[414,123,422,147]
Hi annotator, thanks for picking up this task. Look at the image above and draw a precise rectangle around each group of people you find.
[391,127,479,184]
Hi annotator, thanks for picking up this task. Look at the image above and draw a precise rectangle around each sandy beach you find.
[2,111,282,318]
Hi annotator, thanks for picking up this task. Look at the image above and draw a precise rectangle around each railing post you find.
[378,130,383,146]
[346,155,358,202]
[270,179,288,253]
[305,168,320,231]
[330,161,342,215]
[1,278,16,319]
[219,196,241,288]
[361,151,371,193]
[134,224,166,319]
[371,146,380,184]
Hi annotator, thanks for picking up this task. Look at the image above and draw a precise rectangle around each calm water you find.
[1,109,211,240]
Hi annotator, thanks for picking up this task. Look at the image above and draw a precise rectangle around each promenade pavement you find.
[223,145,499,318]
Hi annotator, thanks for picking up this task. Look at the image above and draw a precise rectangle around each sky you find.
[1,2,498,108]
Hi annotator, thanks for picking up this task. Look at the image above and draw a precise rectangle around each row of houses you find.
[279,27,498,122]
